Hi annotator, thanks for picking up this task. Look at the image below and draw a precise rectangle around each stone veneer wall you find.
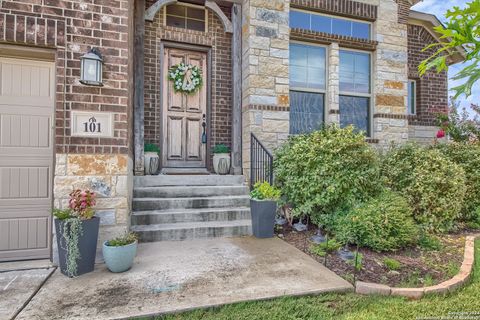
[371,0,409,146]
[0,0,134,255]
[241,0,290,177]
[143,2,233,168]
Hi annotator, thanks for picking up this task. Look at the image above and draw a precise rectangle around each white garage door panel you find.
[0,57,54,262]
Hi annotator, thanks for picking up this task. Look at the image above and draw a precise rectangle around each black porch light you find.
[80,47,103,86]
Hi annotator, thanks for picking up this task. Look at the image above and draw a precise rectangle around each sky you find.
[412,0,478,112]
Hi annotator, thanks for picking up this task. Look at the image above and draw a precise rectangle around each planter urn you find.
[55,216,100,277]
[102,240,138,273]
[250,199,277,238]
[144,151,159,175]
[213,153,231,175]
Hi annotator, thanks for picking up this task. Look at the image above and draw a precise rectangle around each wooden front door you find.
[162,48,207,169]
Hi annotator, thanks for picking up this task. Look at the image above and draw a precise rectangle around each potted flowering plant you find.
[53,189,99,277]
[103,232,138,273]
[212,144,231,175]
[250,181,281,238]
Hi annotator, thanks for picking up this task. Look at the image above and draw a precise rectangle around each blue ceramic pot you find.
[102,240,137,273]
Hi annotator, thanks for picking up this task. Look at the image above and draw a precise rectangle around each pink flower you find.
[436,129,446,139]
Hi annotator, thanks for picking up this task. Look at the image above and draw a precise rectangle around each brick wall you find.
[0,0,130,154]
[395,0,411,24]
[144,2,233,167]
[291,0,377,21]
[0,0,133,246]
[407,23,448,126]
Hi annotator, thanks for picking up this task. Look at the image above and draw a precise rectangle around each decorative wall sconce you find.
[80,47,103,86]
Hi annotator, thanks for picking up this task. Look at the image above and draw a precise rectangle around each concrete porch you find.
[12,237,352,320]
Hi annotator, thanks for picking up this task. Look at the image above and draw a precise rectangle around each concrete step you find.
[131,220,252,242]
[133,185,249,198]
[131,207,251,225]
[134,175,245,187]
[132,195,250,211]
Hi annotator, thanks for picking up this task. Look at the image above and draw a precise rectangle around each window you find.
[408,80,416,115]
[165,4,206,32]
[339,50,371,135]
[290,10,371,40]
[289,43,326,134]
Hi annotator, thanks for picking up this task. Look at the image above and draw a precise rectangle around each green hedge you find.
[434,142,480,222]
[274,125,382,226]
[382,143,466,232]
[335,191,419,252]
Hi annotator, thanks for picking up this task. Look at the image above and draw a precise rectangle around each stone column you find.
[241,0,290,180]
[326,43,340,125]
[372,0,409,146]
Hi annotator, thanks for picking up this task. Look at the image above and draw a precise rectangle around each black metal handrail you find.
[250,133,274,189]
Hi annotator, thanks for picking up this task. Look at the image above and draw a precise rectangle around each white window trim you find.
[339,48,373,137]
[289,41,329,125]
[163,2,208,32]
[408,79,417,115]
[290,8,372,40]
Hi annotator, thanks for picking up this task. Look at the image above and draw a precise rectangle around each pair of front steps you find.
[131,175,252,242]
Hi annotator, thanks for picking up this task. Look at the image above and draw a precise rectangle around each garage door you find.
[0,57,54,261]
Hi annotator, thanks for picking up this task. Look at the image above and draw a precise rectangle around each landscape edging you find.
[354,234,479,299]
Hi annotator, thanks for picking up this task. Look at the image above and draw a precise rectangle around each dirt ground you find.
[276,223,470,287]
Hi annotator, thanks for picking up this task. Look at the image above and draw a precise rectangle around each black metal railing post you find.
[250,133,274,189]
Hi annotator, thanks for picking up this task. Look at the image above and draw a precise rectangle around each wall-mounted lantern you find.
[80,47,103,86]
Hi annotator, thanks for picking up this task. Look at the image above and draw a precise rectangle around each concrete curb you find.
[355,234,479,299]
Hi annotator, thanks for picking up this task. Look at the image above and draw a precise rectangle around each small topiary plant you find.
[213,144,230,154]
[250,181,281,201]
[144,143,160,154]
[335,191,419,252]
[274,125,382,228]
[434,142,480,223]
[382,143,467,232]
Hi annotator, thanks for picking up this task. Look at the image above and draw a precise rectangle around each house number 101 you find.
[83,116,102,133]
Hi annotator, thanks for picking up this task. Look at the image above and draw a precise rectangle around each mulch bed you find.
[276,223,472,288]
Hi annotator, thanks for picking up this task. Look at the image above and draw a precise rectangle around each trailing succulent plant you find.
[53,189,96,277]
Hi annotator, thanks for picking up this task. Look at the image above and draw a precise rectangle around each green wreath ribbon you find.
[168,62,203,94]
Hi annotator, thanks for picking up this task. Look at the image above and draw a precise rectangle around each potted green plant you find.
[250,181,281,238]
[144,143,160,175]
[103,232,138,273]
[213,144,230,175]
[53,189,99,277]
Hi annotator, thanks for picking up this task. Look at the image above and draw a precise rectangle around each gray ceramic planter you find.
[55,216,100,277]
[103,240,137,273]
[250,199,277,238]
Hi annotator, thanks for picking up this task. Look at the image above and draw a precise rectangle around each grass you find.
[143,239,479,320]
[383,257,401,271]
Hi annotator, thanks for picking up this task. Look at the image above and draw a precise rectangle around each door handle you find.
[202,114,207,144]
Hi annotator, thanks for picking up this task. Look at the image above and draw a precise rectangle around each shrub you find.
[382,143,466,232]
[335,191,419,252]
[310,239,342,257]
[418,234,442,251]
[274,125,382,226]
[383,257,401,271]
[250,181,281,201]
[435,142,480,222]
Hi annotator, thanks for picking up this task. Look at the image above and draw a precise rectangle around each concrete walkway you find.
[15,237,352,320]
[0,264,55,320]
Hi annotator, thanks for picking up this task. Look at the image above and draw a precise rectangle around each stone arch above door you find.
[145,0,233,33]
